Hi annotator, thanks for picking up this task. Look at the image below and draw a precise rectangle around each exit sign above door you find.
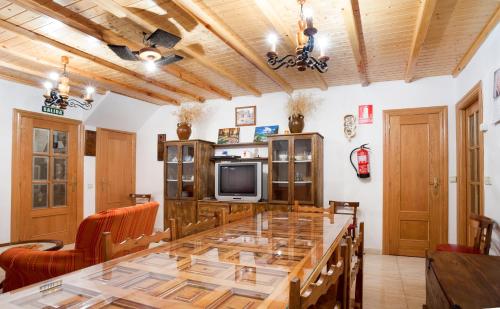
[42,106,64,116]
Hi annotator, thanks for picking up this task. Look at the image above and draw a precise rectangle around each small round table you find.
[0,239,63,254]
[0,240,63,290]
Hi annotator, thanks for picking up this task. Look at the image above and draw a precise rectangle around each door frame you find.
[382,106,449,255]
[456,82,484,245]
[95,127,136,212]
[11,109,84,242]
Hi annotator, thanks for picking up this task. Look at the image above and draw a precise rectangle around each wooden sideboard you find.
[426,250,500,309]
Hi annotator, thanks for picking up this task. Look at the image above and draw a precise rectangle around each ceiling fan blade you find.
[107,45,139,61]
[155,54,184,66]
[147,29,181,49]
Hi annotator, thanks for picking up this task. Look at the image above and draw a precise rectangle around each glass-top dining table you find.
[0,211,352,308]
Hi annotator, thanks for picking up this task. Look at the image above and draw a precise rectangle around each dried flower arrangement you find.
[173,103,204,124]
[287,93,319,117]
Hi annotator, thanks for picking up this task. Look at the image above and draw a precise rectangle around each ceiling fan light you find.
[139,47,162,62]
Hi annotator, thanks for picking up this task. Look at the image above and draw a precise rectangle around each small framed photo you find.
[494,68,500,99]
[217,128,240,144]
[235,106,256,126]
[254,125,279,142]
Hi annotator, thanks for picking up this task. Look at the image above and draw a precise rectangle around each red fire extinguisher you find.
[350,144,371,178]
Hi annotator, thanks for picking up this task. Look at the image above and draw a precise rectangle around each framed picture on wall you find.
[235,106,256,126]
[494,68,500,99]
[254,125,279,142]
[217,128,240,144]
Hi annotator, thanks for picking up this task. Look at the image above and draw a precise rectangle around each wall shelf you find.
[213,142,268,148]
[211,157,268,162]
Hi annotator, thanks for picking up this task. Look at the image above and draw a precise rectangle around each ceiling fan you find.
[108,29,183,67]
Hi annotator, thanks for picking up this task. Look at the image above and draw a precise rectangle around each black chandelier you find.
[43,56,94,110]
[266,0,329,73]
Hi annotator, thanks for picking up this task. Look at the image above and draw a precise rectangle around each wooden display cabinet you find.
[164,140,214,228]
[268,133,323,207]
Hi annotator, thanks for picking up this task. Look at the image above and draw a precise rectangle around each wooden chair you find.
[289,239,348,309]
[220,208,254,225]
[330,201,360,237]
[102,218,177,262]
[349,222,364,309]
[175,215,221,240]
[129,193,152,204]
[292,200,333,214]
[437,214,494,255]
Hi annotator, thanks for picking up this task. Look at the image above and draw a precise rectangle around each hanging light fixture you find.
[266,0,329,73]
[43,56,94,110]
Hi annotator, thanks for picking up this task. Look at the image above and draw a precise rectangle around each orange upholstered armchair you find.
[0,202,159,292]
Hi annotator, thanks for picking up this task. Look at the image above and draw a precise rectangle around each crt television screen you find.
[219,165,257,195]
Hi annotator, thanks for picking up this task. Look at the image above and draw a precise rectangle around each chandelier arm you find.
[66,98,92,110]
[308,56,329,73]
[267,54,298,70]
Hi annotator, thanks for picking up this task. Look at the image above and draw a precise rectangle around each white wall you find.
[455,24,500,254]
[136,76,457,251]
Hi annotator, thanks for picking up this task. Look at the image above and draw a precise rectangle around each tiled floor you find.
[0,253,426,309]
[363,254,426,309]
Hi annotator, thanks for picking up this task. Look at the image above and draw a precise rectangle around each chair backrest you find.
[129,193,152,204]
[470,214,494,254]
[220,208,254,225]
[75,202,159,264]
[102,218,176,262]
[176,215,221,239]
[330,201,359,224]
[289,238,348,308]
[292,201,333,214]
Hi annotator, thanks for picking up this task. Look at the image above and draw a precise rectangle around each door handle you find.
[430,177,439,189]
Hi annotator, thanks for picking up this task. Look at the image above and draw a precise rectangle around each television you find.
[215,162,262,202]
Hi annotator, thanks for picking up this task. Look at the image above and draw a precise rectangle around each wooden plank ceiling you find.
[0,0,497,105]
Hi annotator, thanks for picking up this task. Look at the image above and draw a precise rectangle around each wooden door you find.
[456,84,484,246]
[465,103,481,245]
[383,107,448,257]
[96,128,136,212]
[12,110,83,244]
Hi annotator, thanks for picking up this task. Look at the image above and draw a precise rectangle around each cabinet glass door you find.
[165,145,179,199]
[293,138,313,204]
[181,144,195,199]
[270,139,290,203]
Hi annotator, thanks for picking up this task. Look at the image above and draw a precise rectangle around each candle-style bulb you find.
[84,86,95,101]
[318,36,328,57]
[303,8,314,29]
[43,81,53,97]
[267,33,278,53]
